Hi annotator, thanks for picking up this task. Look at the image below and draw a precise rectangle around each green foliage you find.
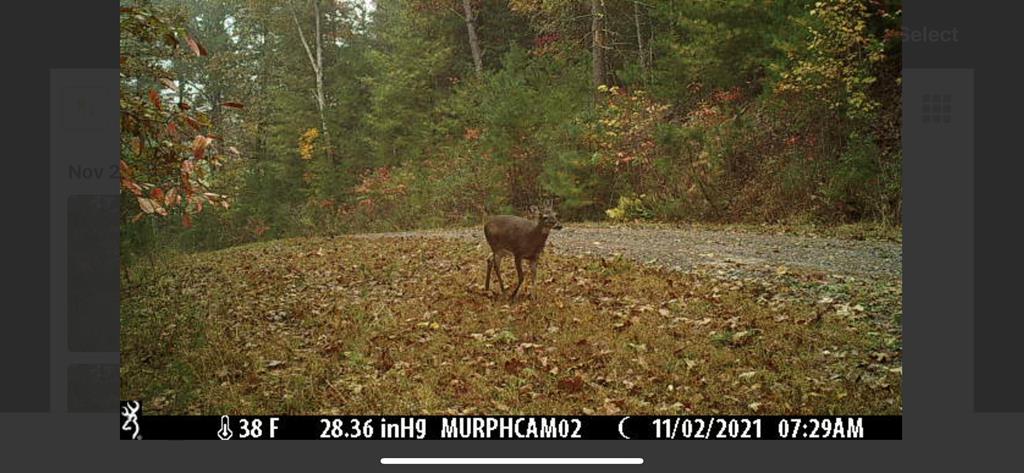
[650,0,808,105]
[605,195,652,222]
[121,0,903,254]
[777,0,898,124]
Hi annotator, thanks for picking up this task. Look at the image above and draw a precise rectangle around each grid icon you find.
[922,94,952,124]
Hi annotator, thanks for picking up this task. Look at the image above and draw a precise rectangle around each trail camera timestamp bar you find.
[120,404,900,440]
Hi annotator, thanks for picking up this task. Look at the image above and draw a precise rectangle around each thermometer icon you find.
[217,415,233,440]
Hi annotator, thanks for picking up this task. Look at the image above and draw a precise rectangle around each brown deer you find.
[484,202,562,301]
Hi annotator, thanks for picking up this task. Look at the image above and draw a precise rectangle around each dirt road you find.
[353,224,902,279]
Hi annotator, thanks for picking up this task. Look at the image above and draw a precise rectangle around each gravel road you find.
[352,224,902,280]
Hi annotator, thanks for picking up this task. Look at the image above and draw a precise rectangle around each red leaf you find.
[182,212,192,228]
[185,33,207,56]
[557,375,584,393]
[166,121,178,136]
[150,187,165,201]
[148,89,162,111]
[221,102,244,109]
[184,115,202,130]
[178,101,191,111]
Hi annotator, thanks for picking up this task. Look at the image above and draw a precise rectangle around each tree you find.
[632,1,646,85]
[119,0,903,251]
[590,0,605,88]
[119,3,234,227]
[461,0,484,76]
[290,0,332,158]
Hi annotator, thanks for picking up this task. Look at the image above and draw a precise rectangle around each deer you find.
[484,202,562,301]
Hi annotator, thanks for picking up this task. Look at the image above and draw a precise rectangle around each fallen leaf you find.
[558,375,584,393]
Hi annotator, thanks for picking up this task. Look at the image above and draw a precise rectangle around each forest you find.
[120,1,902,416]
[120,0,901,255]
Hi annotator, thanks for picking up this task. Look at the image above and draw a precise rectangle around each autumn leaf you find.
[148,89,162,111]
[192,135,213,160]
[137,197,165,215]
[137,197,154,214]
[221,102,244,109]
[119,160,132,179]
[164,187,179,207]
[557,375,584,393]
[123,179,143,196]
[602,399,622,415]
[160,78,178,91]
[185,33,207,56]
[503,358,524,374]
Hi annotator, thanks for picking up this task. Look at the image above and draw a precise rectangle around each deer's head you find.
[529,202,562,231]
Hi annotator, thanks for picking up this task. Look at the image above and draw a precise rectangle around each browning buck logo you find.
[121,401,141,440]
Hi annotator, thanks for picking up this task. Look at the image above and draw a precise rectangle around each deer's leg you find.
[511,257,525,301]
[528,259,538,298]
[492,254,506,294]
[485,255,493,292]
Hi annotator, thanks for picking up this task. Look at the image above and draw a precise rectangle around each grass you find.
[121,236,902,416]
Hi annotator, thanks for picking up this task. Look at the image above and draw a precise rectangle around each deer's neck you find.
[528,224,551,251]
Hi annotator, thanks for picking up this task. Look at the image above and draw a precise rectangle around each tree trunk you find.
[461,0,483,77]
[291,0,331,158]
[648,18,654,85]
[313,0,329,157]
[591,0,605,88]
[633,1,645,84]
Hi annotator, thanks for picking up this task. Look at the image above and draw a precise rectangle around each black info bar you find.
[120,404,900,440]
